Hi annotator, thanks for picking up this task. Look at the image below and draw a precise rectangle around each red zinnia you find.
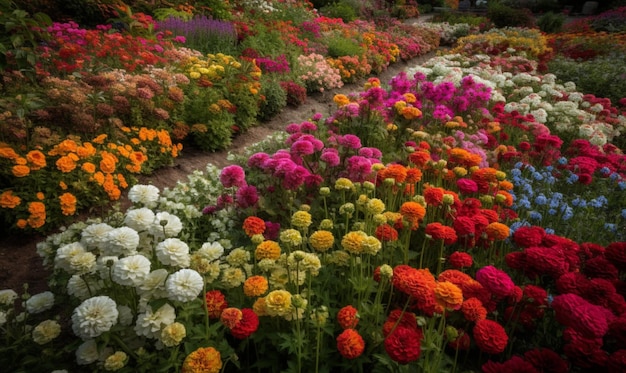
[242,216,266,237]
[205,290,228,319]
[384,326,423,364]
[605,242,626,271]
[523,348,569,373]
[461,297,487,322]
[382,309,418,337]
[424,186,444,206]
[230,308,259,339]
[448,251,473,269]
[336,329,365,359]
[482,356,538,373]
[473,319,508,354]
[337,305,359,329]
[512,225,546,248]
[425,222,458,245]
[375,224,399,242]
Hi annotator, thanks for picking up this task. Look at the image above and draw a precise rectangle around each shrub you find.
[280,81,307,107]
[325,35,364,58]
[320,1,357,22]
[536,11,565,33]
[258,77,287,122]
[487,2,535,28]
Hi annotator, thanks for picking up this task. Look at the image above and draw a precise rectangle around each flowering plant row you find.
[2,36,626,371]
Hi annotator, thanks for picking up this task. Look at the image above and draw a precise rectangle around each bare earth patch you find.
[0,51,436,295]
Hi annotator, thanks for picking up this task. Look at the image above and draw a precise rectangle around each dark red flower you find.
[448,251,473,269]
[482,356,539,373]
[375,224,399,242]
[384,326,422,364]
[605,242,626,270]
[583,256,619,280]
[473,319,508,354]
[555,271,589,296]
[608,350,626,372]
[382,309,418,337]
[230,308,259,339]
[523,348,569,373]
[425,222,458,245]
[551,293,611,339]
[512,225,545,248]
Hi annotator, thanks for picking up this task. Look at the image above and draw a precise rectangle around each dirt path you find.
[0,49,437,295]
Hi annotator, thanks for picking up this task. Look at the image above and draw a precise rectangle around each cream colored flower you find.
[161,321,186,347]
[165,269,203,302]
[104,351,128,371]
[25,291,55,314]
[32,319,61,344]
[134,303,176,339]
[71,296,119,340]
[155,238,190,268]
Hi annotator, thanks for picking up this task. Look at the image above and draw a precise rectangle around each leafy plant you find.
[258,76,288,122]
[487,2,535,28]
[536,11,565,33]
[320,1,358,22]
[0,0,51,73]
[325,34,364,58]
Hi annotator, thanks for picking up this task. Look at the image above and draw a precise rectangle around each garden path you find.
[0,19,438,295]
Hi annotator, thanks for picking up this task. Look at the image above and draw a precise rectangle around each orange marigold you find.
[12,165,30,177]
[100,152,118,173]
[81,162,96,174]
[243,216,266,237]
[424,186,444,206]
[0,146,19,160]
[336,329,365,359]
[405,168,422,183]
[181,347,222,373]
[461,297,487,322]
[380,163,408,183]
[434,281,464,311]
[55,155,77,173]
[220,307,243,329]
[26,150,46,170]
[309,230,335,252]
[243,275,269,297]
[76,143,97,158]
[0,190,21,208]
[255,240,281,260]
[399,201,426,229]
[59,192,77,216]
[485,222,510,241]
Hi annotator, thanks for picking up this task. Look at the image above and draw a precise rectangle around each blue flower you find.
[552,192,563,201]
[545,228,555,234]
[549,198,560,209]
[622,209,626,219]
[514,161,524,169]
[567,174,579,184]
[572,197,586,208]
[509,220,530,234]
[620,181,626,190]
[518,197,532,209]
[604,223,617,233]
[562,206,574,220]
[557,157,568,165]
[529,211,542,221]
[599,167,611,176]
[545,166,554,172]
[548,208,557,215]
[535,194,548,205]
[510,168,522,178]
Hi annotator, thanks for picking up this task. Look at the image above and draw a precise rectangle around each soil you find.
[0,48,438,296]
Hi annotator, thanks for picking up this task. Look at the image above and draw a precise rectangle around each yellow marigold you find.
[291,210,312,230]
[59,192,77,216]
[401,106,422,120]
[341,231,366,254]
[333,94,350,107]
[243,276,269,297]
[434,281,464,311]
[255,240,281,260]
[403,93,417,103]
[181,346,222,373]
[81,162,96,174]
[335,178,354,191]
[26,150,46,170]
[0,146,19,160]
[253,297,268,316]
[264,290,292,317]
[394,100,407,112]
[56,155,78,173]
[485,222,510,241]
[365,198,385,215]
[0,190,21,208]
[12,164,30,177]
[309,230,335,252]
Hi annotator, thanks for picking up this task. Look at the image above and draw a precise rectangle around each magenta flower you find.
[236,185,259,209]
[475,265,515,298]
[220,165,246,188]
[457,179,479,194]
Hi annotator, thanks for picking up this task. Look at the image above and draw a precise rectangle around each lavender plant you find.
[157,15,238,55]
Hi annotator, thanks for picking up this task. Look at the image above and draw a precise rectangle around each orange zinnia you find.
[408,150,430,168]
[336,329,365,359]
[485,222,510,241]
[0,190,21,208]
[243,276,269,297]
[380,163,407,183]
[243,216,266,237]
[424,186,445,206]
[434,281,464,310]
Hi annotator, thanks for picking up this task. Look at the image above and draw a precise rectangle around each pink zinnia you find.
[475,265,515,298]
[291,139,315,156]
[551,293,611,339]
[320,149,341,167]
[220,165,246,188]
[236,185,259,209]
[339,134,361,149]
[456,179,478,194]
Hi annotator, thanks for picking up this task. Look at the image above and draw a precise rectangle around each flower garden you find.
[1,0,626,372]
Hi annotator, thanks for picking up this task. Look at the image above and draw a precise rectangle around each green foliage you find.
[547,53,626,112]
[196,0,233,20]
[536,11,565,33]
[258,77,287,122]
[55,0,112,27]
[431,11,491,27]
[320,1,358,22]
[0,0,51,73]
[325,35,365,58]
[237,25,288,59]
[487,2,535,28]
[153,7,193,21]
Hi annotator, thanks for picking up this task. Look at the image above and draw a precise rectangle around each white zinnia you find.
[137,268,169,298]
[155,238,190,268]
[67,274,101,300]
[81,223,114,250]
[111,255,151,286]
[134,303,176,339]
[71,296,119,340]
[165,269,204,302]
[104,227,140,257]
[128,184,160,207]
[69,251,97,275]
[25,291,55,314]
[54,242,86,272]
[124,207,156,232]
[198,241,224,261]
[150,211,183,238]
[0,289,18,306]
[32,319,61,344]
[76,339,99,365]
